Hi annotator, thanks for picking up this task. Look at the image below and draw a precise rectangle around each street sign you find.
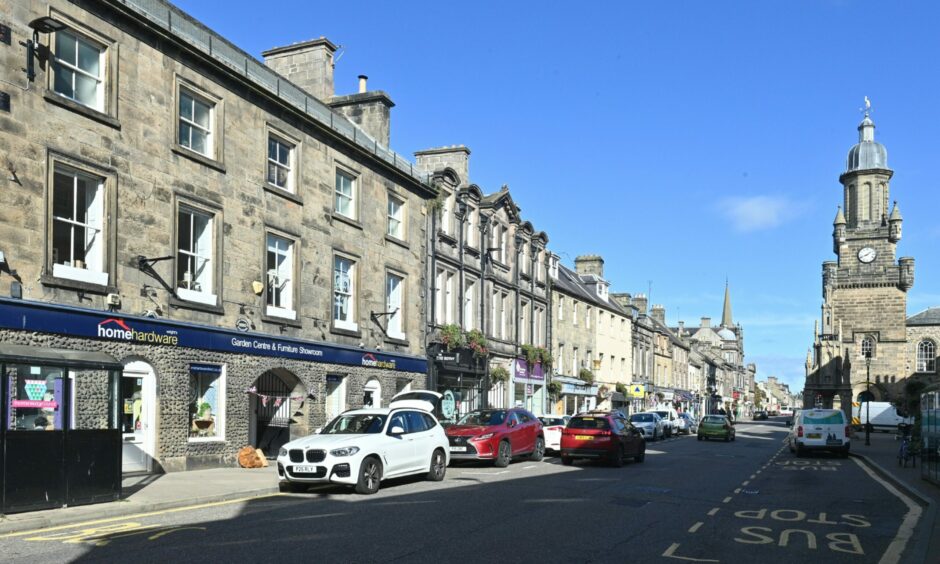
[629,384,646,398]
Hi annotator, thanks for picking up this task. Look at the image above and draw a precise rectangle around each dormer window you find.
[549,256,559,279]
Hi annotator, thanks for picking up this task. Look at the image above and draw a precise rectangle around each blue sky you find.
[174,0,940,392]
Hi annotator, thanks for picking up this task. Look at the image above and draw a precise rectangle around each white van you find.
[788,408,850,457]
[652,406,680,437]
[851,401,912,432]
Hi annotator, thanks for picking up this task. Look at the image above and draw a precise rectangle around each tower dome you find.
[846,115,889,173]
[717,328,737,341]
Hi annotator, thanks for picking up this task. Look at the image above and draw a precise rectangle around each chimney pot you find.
[358,74,368,93]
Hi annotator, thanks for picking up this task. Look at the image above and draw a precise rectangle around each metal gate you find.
[253,371,292,457]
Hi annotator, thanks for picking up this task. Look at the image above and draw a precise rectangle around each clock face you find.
[858,247,877,263]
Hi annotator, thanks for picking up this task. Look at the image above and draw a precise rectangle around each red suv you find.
[561,411,646,467]
[446,408,544,467]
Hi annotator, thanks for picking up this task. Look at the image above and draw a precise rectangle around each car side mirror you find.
[390,425,405,435]
[508,420,516,428]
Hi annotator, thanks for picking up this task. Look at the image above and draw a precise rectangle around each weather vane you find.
[861,96,872,117]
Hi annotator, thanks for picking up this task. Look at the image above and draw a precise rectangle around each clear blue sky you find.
[174,0,940,393]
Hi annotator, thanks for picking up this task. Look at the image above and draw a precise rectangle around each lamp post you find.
[865,353,872,446]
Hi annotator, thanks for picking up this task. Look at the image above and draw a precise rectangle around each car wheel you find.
[427,449,446,482]
[697,434,703,441]
[530,437,545,462]
[795,445,804,458]
[355,456,382,495]
[724,434,730,442]
[279,481,304,493]
[494,440,512,468]
[635,448,646,463]
[731,433,736,442]
[561,456,574,466]
[611,445,625,468]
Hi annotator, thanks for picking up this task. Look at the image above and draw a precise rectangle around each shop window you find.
[6,365,65,431]
[189,365,224,440]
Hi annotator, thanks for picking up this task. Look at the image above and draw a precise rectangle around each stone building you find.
[804,109,915,414]
[549,255,633,415]
[0,0,435,474]
[418,147,550,422]
[613,293,655,413]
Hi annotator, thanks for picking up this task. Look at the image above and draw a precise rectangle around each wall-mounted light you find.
[26,17,67,82]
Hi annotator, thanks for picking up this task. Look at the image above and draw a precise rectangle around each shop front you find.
[428,343,488,426]
[0,298,427,477]
[1,343,122,514]
[553,376,598,415]
[512,359,546,414]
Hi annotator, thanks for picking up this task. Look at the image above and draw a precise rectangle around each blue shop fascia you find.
[0,297,427,477]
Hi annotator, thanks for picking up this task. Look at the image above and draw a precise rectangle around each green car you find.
[697,415,736,442]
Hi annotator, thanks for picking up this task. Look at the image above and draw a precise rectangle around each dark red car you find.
[446,408,544,467]
[561,411,646,467]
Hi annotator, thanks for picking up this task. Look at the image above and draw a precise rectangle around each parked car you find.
[560,411,646,467]
[676,413,698,435]
[697,415,736,442]
[652,407,680,437]
[538,416,568,453]
[276,391,448,495]
[629,412,665,441]
[446,408,544,467]
[754,410,769,421]
[788,408,850,457]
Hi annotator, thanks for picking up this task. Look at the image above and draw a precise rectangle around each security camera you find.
[359,342,365,348]
[376,344,382,351]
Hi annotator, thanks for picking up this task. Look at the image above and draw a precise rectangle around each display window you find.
[6,364,65,431]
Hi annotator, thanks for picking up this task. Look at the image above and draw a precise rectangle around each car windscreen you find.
[630,414,654,422]
[457,410,507,426]
[568,417,611,430]
[703,416,726,424]
[803,412,845,425]
[539,418,565,426]
[322,414,387,434]
[653,411,669,418]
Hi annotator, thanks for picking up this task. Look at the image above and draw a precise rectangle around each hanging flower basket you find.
[490,365,510,383]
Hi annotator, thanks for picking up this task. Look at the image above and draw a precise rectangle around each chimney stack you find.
[651,304,665,324]
[358,75,368,93]
[415,146,471,183]
[633,294,648,315]
[701,317,711,329]
[574,255,604,278]
[262,37,338,101]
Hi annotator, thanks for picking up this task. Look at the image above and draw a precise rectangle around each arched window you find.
[875,375,881,384]
[918,340,936,373]
[363,379,381,409]
[860,338,874,359]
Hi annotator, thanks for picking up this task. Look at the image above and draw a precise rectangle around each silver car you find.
[677,413,698,435]
[629,412,665,441]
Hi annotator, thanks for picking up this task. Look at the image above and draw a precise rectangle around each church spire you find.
[721,280,733,328]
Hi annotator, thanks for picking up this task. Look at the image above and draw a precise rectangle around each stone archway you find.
[249,368,308,457]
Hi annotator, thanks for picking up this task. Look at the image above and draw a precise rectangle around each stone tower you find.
[805,105,915,411]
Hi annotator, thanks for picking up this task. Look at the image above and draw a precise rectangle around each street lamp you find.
[865,351,872,446]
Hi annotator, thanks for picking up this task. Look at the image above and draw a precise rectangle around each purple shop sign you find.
[513,359,544,383]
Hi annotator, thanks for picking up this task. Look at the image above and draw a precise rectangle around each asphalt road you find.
[0,419,923,563]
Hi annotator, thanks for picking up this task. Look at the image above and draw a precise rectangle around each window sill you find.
[331,325,361,338]
[491,259,510,272]
[263,183,304,205]
[43,91,121,130]
[384,335,409,347]
[187,436,226,443]
[169,295,225,315]
[333,213,363,231]
[260,313,303,328]
[437,231,458,246]
[464,245,481,257]
[385,234,409,250]
[40,272,115,295]
[172,146,226,173]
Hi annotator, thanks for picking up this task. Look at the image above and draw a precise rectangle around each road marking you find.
[750,474,757,479]
[849,456,922,564]
[723,496,733,503]
[689,522,704,533]
[734,488,742,494]
[278,512,349,522]
[662,543,720,562]
[0,494,284,539]
[742,481,750,486]
[708,508,721,516]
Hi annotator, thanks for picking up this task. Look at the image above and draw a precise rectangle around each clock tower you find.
[805,107,915,413]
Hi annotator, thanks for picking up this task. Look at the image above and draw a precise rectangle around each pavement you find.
[848,428,940,562]
[0,464,279,535]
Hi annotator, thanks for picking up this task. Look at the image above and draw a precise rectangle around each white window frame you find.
[51,165,108,286]
[521,243,529,276]
[587,306,592,329]
[176,205,217,306]
[573,301,579,326]
[188,365,226,443]
[465,207,477,248]
[334,169,357,220]
[386,272,405,340]
[917,340,936,373]
[52,29,104,111]
[265,233,295,319]
[520,300,530,345]
[435,268,455,325]
[387,193,405,240]
[558,296,564,321]
[860,337,874,359]
[464,278,477,331]
[266,134,294,192]
[178,88,214,157]
[333,254,358,331]
[440,189,454,236]
[326,376,347,422]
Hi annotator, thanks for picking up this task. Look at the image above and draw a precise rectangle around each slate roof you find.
[553,264,630,317]
[908,308,940,326]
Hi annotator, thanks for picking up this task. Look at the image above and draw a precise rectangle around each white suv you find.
[788,408,850,458]
[652,407,680,438]
[276,391,449,494]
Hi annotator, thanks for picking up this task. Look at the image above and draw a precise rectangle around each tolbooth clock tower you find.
[804,107,914,413]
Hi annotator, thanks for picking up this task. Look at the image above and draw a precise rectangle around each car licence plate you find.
[293,465,320,474]
[449,446,467,452]
[575,435,593,441]
[807,433,821,439]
